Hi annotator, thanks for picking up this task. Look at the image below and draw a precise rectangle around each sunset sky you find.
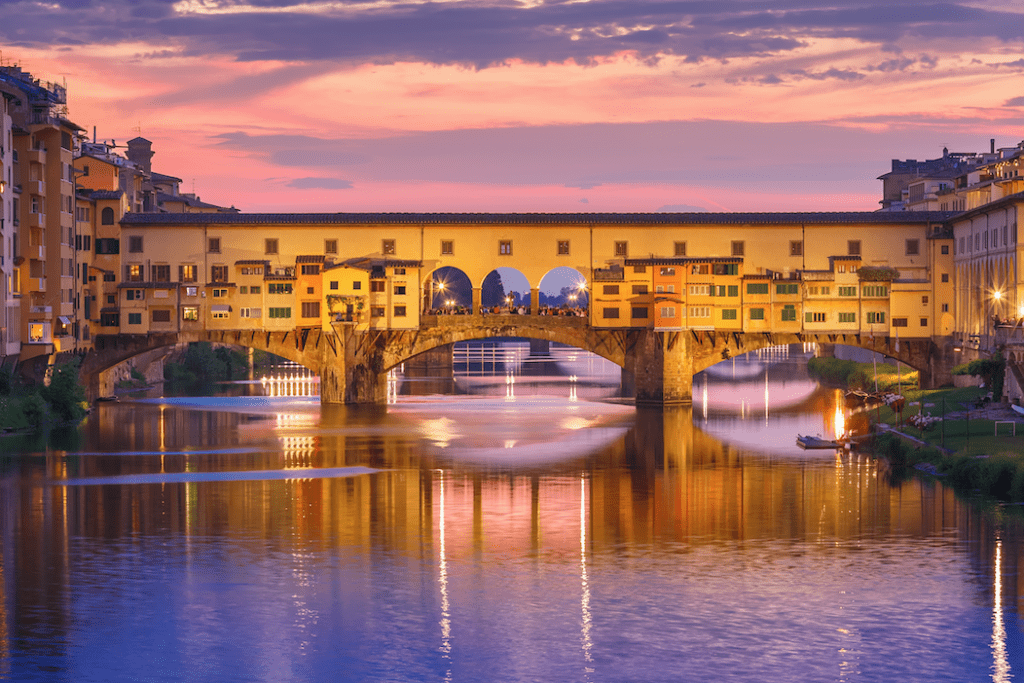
[2,0,1024,213]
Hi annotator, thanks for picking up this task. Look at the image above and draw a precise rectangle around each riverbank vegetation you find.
[809,356,1024,504]
[164,342,248,389]
[0,357,88,433]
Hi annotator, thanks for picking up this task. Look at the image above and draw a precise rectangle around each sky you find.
[2,0,1024,214]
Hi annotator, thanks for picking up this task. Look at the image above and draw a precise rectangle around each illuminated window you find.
[182,306,199,321]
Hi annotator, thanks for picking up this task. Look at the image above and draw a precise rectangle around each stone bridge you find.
[79,316,956,404]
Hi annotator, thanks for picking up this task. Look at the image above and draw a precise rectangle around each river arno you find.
[1,344,1022,682]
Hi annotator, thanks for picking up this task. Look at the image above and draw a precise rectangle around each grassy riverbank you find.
[811,357,1024,503]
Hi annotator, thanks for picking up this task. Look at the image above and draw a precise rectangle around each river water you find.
[1,343,1022,682]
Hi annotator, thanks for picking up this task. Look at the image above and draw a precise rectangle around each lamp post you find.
[992,289,1004,349]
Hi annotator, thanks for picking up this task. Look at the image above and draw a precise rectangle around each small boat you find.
[96,396,119,403]
[796,434,843,449]
[1012,404,1024,417]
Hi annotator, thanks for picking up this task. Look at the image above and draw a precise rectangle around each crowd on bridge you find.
[424,305,589,317]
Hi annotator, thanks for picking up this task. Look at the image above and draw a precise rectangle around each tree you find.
[481,271,506,308]
[41,357,87,423]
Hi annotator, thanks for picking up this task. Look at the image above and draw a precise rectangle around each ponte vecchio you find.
[81,210,963,403]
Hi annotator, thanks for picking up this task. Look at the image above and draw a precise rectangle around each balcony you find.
[30,305,52,315]
[25,148,46,164]
[24,212,44,229]
[26,276,46,292]
[25,179,44,196]
[25,244,45,261]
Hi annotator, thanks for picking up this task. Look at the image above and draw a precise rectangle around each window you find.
[746,282,769,295]
[603,285,619,295]
[614,241,628,257]
[269,307,292,318]
[838,286,857,297]
[301,301,321,318]
[866,311,886,324]
[185,286,198,297]
[689,307,710,318]
[95,238,119,254]
[942,303,949,312]
[922,295,929,305]
[268,282,293,294]
[602,307,620,319]
[674,242,686,257]
[805,311,826,323]
[179,265,197,283]
[776,283,799,295]
[250,286,260,294]
[712,263,738,276]
[265,238,279,255]
[941,245,949,255]
[212,310,229,320]
[715,285,726,297]
[152,265,170,282]
[790,241,803,256]
[632,307,648,318]
[905,239,919,256]
[101,312,119,327]
[394,305,407,317]
[499,240,512,255]
[371,306,385,317]
[920,317,928,327]
[370,280,385,293]
[241,308,262,319]
[632,285,648,294]
[727,285,738,297]
[749,308,765,320]
[212,289,228,298]
[838,312,856,323]
[125,289,143,301]
[239,286,248,295]
[126,264,143,282]
[128,235,143,253]
[350,281,359,290]
[721,309,737,320]
[892,317,908,327]
[660,267,675,276]
[128,313,142,325]
[731,241,744,257]
[208,237,221,253]
[382,239,396,255]
[101,207,114,225]
[941,273,949,283]
[329,281,339,291]
[182,306,199,321]
[660,306,676,318]
[558,240,570,255]
[152,310,171,323]
[301,264,320,275]
[393,268,406,275]
[781,305,796,321]
[862,285,888,297]
[848,240,861,256]
[633,265,646,274]
[441,240,454,255]
[325,239,338,254]
[394,285,406,296]
[689,285,709,296]
[211,265,229,283]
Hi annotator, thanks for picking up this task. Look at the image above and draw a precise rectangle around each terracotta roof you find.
[295,255,325,263]
[119,211,957,227]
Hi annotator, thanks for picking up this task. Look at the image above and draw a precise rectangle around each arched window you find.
[101,207,114,225]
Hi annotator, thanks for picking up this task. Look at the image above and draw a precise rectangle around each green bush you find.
[41,358,88,423]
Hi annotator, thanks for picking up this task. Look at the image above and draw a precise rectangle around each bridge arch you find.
[538,266,589,313]
[424,266,473,313]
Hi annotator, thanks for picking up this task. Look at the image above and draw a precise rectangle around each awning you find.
[58,316,71,325]
[210,304,230,313]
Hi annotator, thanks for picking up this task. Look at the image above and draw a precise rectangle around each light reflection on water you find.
[0,344,1021,681]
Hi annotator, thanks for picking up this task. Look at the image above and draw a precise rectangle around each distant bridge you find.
[79,315,956,404]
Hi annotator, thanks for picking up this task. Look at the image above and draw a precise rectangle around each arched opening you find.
[424,266,473,314]
[538,266,589,317]
[479,267,530,313]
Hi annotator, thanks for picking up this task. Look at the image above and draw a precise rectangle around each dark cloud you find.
[1,0,1022,68]
[285,177,354,189]
[209,119,953,190]
[1005,96,1024,106]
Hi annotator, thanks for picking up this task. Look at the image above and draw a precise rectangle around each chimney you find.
[991,138,996,154]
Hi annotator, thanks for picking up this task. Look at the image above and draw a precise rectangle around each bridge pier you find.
[626,331,695,405]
